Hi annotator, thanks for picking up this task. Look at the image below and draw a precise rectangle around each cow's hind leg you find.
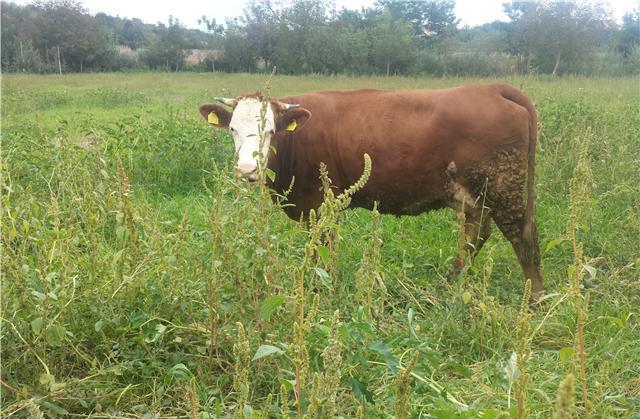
[492,206,543,302]
[487,156,544,302]
[450,206,493,278]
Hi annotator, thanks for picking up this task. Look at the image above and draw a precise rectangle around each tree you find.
[265,0,333,74]
[198,16,224,37]
[121,19,147,49]
[368,10,417,75]
[376,0,458,40]
[142,16,188,71]
[505,0,612,75]
[284,0,332,73]
[243,0,283,69]
[221,18,256,72]
[196,16,225,71]
[27,0,108,72]
[1,0,634,76]
[615,10,640,57]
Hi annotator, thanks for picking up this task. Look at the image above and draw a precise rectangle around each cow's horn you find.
[278,101,300,110]
[215,97,238,107]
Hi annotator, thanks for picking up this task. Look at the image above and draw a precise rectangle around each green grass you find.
[2,72,639,417]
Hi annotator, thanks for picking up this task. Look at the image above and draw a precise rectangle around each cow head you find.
[199,94,311,184]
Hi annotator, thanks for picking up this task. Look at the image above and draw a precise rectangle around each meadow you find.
[2,72,639,418]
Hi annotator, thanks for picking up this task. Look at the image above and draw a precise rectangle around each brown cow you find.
[199,84,544,300]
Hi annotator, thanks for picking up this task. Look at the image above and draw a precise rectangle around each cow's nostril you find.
[235,164,259,184]
[236,162,256,175]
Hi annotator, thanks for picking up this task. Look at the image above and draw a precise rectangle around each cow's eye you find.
[229,127,236,133]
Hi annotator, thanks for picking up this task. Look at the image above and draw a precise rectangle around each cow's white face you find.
[228,98,275,183]
[199,96,311,184]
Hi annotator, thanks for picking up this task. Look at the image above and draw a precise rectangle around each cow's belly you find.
[352,194,448,215]
[349,168,451,216]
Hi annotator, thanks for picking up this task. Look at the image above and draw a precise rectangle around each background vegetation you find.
[2,72,639,417]
[1,0,639,76]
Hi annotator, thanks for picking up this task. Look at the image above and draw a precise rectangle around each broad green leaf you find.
[582,263,597,281]
[261,295,285,321]
[462,291,472,304]
[112,249,124,265]
[31,317,43,335]
[167,363,192,380]
[559,347,574,362]
[31,290,45,300]
[39,373,55,386]
[46,324,66,346]
[599,315,624,328]
[348,377,374,403]
[145,323,167,343]
[39,400,69,416]
[476,409,500,419]
[94,319,105,332]
[567,265,574,280]
[503,352,519,411]
[317,245,330,266]
[265,168,276,183]
[445,358,472,378]
[545,237,566,253]
[280,379,295,392]
[503,352,519,384]
[314,267,331,288]
[8,226,16,241]
[116,226,127,241]
[368,341,398,373]
[314,324,331,336]
[252,344,284,361]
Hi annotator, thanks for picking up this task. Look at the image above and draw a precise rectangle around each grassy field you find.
[2,72,639,418]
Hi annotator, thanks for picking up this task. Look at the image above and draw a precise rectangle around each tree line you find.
[2,0,639,76]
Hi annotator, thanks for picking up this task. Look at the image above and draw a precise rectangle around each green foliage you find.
[2,73,639,417]
[368,10,418,76]
[141,17,189,71]
[505,1,612,75]
[615,10,640,57]
[378,0,457,38]
[2,0,638,76]
[0,0,218,73]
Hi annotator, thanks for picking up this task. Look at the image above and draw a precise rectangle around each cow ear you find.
[199,104,232,128]
[276,108,311,133]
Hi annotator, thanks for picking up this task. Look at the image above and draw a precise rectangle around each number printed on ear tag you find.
[208,112,219,125]
[286,119,297,132]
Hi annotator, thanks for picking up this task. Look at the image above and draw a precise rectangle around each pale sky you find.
[9,0,640,28]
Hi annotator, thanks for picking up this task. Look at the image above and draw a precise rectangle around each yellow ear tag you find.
[207,111,219,125]
[286,119,297,132]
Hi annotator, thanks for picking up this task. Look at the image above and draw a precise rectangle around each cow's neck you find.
[267,133,295,195]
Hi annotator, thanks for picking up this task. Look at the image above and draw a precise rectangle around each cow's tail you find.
[499,85,538,250]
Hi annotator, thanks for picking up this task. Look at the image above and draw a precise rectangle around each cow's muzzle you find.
[235,163,259,185]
